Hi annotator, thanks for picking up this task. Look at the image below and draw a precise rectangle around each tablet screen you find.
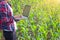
[22,5,31,17]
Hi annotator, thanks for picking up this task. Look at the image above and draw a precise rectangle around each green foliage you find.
[11,0,60,40]
[0,0,60,40]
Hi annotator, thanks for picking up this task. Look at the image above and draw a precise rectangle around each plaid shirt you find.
[0,1,15,31]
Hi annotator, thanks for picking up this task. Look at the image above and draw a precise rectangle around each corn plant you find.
[0,0,60,40]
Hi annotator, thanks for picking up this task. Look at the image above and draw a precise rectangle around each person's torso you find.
[0,1,15,31]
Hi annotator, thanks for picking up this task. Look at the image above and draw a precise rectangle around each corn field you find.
[0,0,60,40]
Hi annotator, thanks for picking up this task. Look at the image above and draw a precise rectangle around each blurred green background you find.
[0,0,60,40]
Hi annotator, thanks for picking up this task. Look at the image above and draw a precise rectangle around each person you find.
[0,0,20,40]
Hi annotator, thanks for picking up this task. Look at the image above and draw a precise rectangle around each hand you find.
[14,15,28,22]
[14,15,22,18]
[14,15,22,22]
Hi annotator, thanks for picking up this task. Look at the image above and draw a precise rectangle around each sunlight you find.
[43,0,60,7]
[45,0,60,4]
[57,0,60,4]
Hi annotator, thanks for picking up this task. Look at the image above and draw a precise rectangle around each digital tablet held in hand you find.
[14,5,31,22]
[22,5,31,17]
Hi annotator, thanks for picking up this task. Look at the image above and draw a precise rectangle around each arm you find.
[12,16,20,22]
[13,15,22,22]
[7,3,21,22]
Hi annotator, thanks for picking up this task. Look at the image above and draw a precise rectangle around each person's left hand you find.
[14,15,22,22]
[14,15,22,19]
[14,15,28,22]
